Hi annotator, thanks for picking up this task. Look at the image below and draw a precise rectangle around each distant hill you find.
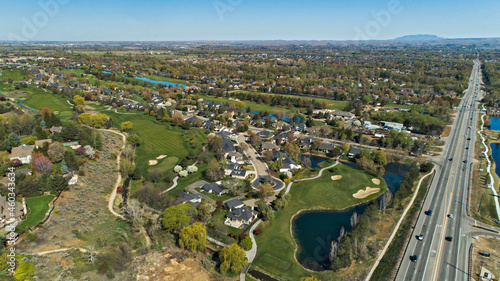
[394,34,445,41]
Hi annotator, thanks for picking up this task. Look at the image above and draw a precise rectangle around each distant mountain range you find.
[394,34,445,41]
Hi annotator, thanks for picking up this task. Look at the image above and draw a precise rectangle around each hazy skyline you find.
[1,0,499,41]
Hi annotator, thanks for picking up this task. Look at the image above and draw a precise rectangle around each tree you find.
[73,95,86,106]
[13,257,35,281]
[124,199,144,229]
[179,222,207,252]
[262,208,275,221]
[61,123,80,141]
[239,236,252,250]
[373,149,387,166]
[219,244,247,274]
[126,134,142,147]
[205,158,223,181]
[31,152,53,174]
[162,204,198,233]
[131,166,142,180]
[120,158,132,178]
[47,142,66,163]
[197,200,214,222]
[379,190,392,214]
[51,173,69,192]
[61,160,69,174]
[121,121,133,132]
[257,183,274,201]
[94,132,102,150]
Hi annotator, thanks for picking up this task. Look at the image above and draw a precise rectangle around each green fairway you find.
[17,195,55,231]
[253,164,387,280]
[0,69,27,82]
[20,86,73,119]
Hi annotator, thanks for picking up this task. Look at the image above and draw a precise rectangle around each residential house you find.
[299,137,314,149]
[274,132,294,145]
[348,147,362,158]
[261,142,279,151]
[49,126,63,134]
[224,207,258,228]
[231,169,247,179]
[330,110,355,121]
[225,199,245,211]
[225,162,242,176]
[262,115,277,124]
[10,145,34,164]
[0,196,26,227]
[291,123,307,132]
[318,142,334,153]
[273,120,289,131]
[257,130,274,139]
[201,182,227,196]
[227,151,244,163]
[280,157,302,173]
[34,139,52,148]
[272,151,287,161]
[176,192,202,208]
[185,116,203,127]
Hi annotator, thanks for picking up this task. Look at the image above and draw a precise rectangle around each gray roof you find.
[177,192,202,202]
[225,199,245,210]
[0,196,24,219]
[349,147,362,155]
[318,142,334,151]
[227,162,241,171]
[282,157,298,169]
[257,130,274,138]
[231,170,247,177]
[262,142,279,150]
[202,183,225,194]
[227,207,257,222]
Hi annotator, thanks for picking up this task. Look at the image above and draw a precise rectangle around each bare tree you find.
[379,190,392,214]
[125,199,144,229]
[121,144,135,160]
[350,212,358,229]
[329,240,339,262]
[87,245,98,264]
[339,226,346,241]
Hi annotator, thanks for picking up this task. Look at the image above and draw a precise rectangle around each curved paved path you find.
[364,167,436,281]
[240,157,340,281]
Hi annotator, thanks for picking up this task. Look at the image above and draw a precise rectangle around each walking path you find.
[478,110,500,220]
[364,168,436,281]
[240,157,340,281]
[100,129,151,248]
[29,247,90,255]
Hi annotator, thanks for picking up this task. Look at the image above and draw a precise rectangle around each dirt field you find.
[136,251,211,281]
[353,187,380,199]
[471,236,500,281]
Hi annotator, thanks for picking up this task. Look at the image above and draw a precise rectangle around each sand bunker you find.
[156,155,167,160]
[372,178,381,185]
[353,187,381,199]
[331,175,343,181]
[149,160,158,166]
[70,145,81,149]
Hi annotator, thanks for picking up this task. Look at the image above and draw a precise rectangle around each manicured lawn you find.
[17,195,55,231]
[0,69,27,82]
[20,86,73,119]
[253,164,387,280]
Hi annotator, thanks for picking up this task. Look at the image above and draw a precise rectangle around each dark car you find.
[449,158,453,161]
[410,255,418,262]
[467,137,471,140]
[425,210,432,215]
[445,236,453,242]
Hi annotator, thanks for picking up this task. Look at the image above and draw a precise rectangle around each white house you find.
[10,145,34,164]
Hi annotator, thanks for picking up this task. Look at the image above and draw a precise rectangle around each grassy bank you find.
[17,195,56,231]
[253,164,387,280]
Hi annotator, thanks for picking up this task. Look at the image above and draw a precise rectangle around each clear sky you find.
[1,0,499,41]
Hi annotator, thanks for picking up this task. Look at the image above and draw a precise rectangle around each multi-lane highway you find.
[395,59,500,281]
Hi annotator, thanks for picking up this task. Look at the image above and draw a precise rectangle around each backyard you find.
[252,164,387,280]
[17,195,56,231]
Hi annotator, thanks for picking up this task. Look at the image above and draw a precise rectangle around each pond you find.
[489,117,500,131]
[292,163,408,270]
[300,155,329,168]
[101,71,186,87]
[490,143,500,179]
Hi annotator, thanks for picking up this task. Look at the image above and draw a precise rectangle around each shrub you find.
[178,170,188,177]
[173,165,183,173]
[253,228,263,236]
[186,165,198,173]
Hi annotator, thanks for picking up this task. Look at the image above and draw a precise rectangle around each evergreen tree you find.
[8,133,20,146]
[131,166,142,180]
[94,132,102,150]
[105,117,113,128]
[61,160,69,174]
[51,174,69,192]
[40,119,47,129]
[0,139,12,151]
[64,151,78,171]
[61,123,80,141]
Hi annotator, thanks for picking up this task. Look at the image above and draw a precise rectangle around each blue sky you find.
[1,0,499,41]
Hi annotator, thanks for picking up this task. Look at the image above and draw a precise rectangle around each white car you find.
[417,234,423,241]
[448,214,454,219]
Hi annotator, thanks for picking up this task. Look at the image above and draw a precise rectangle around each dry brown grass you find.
[441,126,452,137]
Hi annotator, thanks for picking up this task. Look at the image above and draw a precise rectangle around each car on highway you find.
[410,255,418,262]
[417,234,423,241]
[445,236,453,242]
[467,137,471,140]
[425,210,432,215]
[466,147,469,150]
[464,160,468,164]
[448,214,454,219]
[449,157,453,161]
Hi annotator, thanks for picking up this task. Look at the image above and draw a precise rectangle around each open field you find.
[17,195,55,231]
[253,164,387,280]
[0,69,27,82]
